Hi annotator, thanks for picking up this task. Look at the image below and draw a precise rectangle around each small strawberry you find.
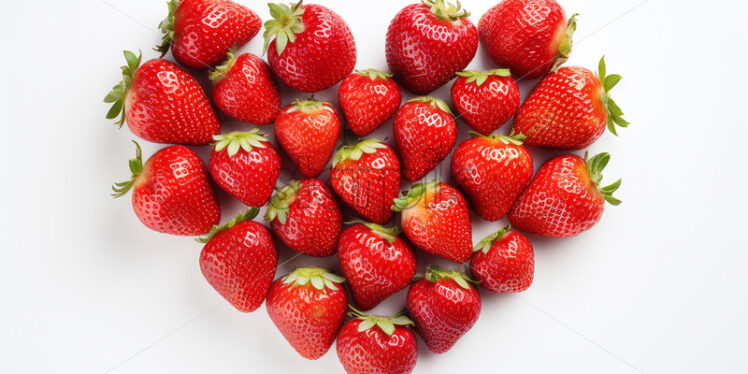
[470,225,534,293]
[338,69,402,137]
[450,69,520,135]
[386,0,478,94]
[112,141,220,235]
[393,97,457,182]
[509,152,622,237]
[265,179,342,257]
[266,267,347,360]
[104,51,220,145]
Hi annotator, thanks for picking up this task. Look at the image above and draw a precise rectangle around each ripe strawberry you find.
[112,141,220,235]
[210,52,281,125]
[509,152,622,237]
[451,133,533,221]
[209,129,281,207]
[406,265,481,354]
[274,99,341,178]
[337,221,416,310]
[330,139,401,224]
[155,0,261,68]
[392,181,472,263]
[265,179,342,257]
[263,1,356,92]
[393,97,457,182]
[386,0,478,94]
[104,51,220,145]
[478,0,577,78]
[470,226,534,293]
[450,69,520,135]
[197,209,277,312]
[266,267,347,360]
[512,57,628,149]
[338,69,402,137]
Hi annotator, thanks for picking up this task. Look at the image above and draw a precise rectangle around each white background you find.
[1,0,747,373]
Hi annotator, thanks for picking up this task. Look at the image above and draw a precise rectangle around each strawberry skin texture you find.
[470,231,534,293]
[209,140,280,207]
[336,320,418,374]
[450,74,520,135]
[338,72,402,137]
[212,53,281,125]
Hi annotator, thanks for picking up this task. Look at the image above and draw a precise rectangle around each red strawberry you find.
[337,221,416,310]
[392,181,472,263]
[450,69,520,135]
[406,265,481,354]
[263,1,356,92]
[386,0,478,94]
[210,52,281,125]
[393,97,457,182]
[512,57,628,149]
[478,0,577,78]
[275,99,341,178]
[264,179,342,257]
[155,0,261,68]
[470,226,534,293]
[209,129,281,207]
[197,209,277,312]
[330,139,401,224]
[104,51,220,145]
[266,267,348,360]
[509,152,622,237]
[338,69,402,137]
[451,133,533,221]
[112,141,220,235]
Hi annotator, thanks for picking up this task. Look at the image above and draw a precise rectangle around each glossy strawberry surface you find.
[275,100,341,178]
[338,70,402,137]
[212,53,281,125]
[470,228,534,293]
[450,70,520,135]
[336,319,418,374]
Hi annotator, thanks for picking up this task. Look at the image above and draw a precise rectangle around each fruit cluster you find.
[106,0,626,372]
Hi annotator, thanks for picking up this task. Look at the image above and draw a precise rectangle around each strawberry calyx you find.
[355,68,393,81]
[213,129,269,157]
[104,50,142,127]
[456,69,511,86]
[345,219,401,244]
[196,208,260,243]
[209,50,238,82]
[597,56,629,135]
[282,267,345,290]
[111,140,144,198]
[263,0,306,56]
[424,264,477,289]
[264,180,302,224]
[473,225,510,254]
[470,131,526,145]
[423,0,470,22]
[287,98,332,113]
[551,13,579,72]
[332,139,387,166]
[155,0,178,57]
[585,152,622,206]
[408,96,452,115]
[391,180,441,212]
[348,306,413,336]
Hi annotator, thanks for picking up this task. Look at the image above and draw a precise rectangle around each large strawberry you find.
[197,209,277,312]
[386,0,478,94]
[509,152,622,237]
[393,97,457,182]
[263,1,356,92]
[478,0,577,78]
[104,51,220,145]
[209,129,281,207]
[512,57,628,149]
[112,141,220,235]
[391,181,472,263]
[266,267,347,360]
[155,0,261,68]
[470,225,534,293]
[275,99,341,178]
[338,69,402,137]
[451,69,520,135]
[337,221,416,310]
[451,133,533,221]
[264,179,342,257]
[330,139,401,224]
[406,265,481,354]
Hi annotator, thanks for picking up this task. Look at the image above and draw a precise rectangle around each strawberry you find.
[451,133,533,221]
[509,152,622,237]
[392,181,472,263]
[266,267,348,360]
[393,97,457,182]
[385,0,478,94]
[263,1,356,92]
[274,99,341,178]
[155,0,261,68]
[512,57,628,149]
[104,51,220,145]
[197,209,277,312]
[330,139,401,224]
[478,0,577,78]
[406,265,481,354]
[112,141,220,235]
[337,221,416,310]
[470,225,534,293]
[264,179,342,257]
[338,69,402,137]
[450,69,520,135]
[209,129,281,207]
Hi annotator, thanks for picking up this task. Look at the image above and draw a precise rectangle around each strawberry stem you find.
[282,267,345,290]
[104,50,142,127]
[212,129,269,157]
[391,180,441,212]
[347,305,414,336]
[596,56,628,135]
[264,180,302,224]
[332,138,387,166]
[456,69,511,86]
[586,152,622,206]
[111,140,143,198]
[473,225,511,254]
[424,265,477,289]
[209,50,238,82]
[263,0,306,56]
[407,96,452,115]
[344,219,401,243]
[355,68,393,81]
[196,208,260,243]
[423,0,470,21]
[154,0,178,57]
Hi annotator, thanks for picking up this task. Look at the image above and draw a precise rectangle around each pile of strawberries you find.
[106,0,626,372]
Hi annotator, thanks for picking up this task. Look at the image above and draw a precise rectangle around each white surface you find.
[1,0,747,373]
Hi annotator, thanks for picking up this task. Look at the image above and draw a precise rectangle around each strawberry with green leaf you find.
[450,69,520,136]
[470,225,534,293]
[338,69,402,137]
